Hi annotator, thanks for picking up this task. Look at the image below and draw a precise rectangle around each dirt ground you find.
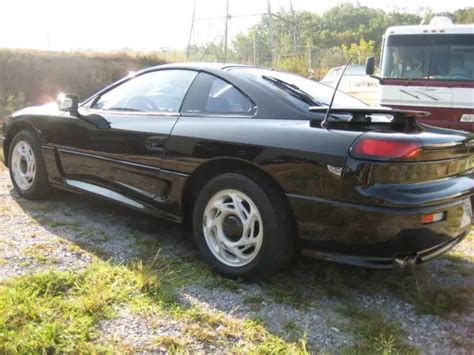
[0,165,473,353]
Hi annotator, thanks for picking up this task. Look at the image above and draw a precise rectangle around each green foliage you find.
[229,3,424,77]
[0,262,144,353]
[342,38,376,65]
[275,57,308,76]
[0,258,310,353]
[0,93,25,126]
[337,303,416,354]
[0,48,167,112]
[452,7,474,24]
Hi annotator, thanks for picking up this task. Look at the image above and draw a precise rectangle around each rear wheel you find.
[9,130,51,200]
[193,173,295,280]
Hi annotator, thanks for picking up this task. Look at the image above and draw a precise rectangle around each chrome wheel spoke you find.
[202,189,263,267]
[11,140,36,190]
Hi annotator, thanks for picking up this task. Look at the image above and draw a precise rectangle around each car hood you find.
[10,103,61,119]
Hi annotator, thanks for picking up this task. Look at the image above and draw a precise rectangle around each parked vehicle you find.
[1,63,472,279]
[366,16,474,131]
[320,64,380,105]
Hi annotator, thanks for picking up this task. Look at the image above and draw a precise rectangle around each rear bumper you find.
[288,193,472,266]
[301,230,469,269]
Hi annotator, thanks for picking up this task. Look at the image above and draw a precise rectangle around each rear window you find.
[230,67,367,109]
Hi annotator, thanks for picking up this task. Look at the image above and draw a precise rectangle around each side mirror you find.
[365,56,375,75]
[58,94,79,116]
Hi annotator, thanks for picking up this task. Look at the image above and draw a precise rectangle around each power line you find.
[186,0,298,63]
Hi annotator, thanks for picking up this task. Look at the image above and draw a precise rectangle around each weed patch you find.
[337,303,416,354]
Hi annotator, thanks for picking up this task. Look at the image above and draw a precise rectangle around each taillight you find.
[351,138,421,160]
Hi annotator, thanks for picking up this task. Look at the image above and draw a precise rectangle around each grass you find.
[243,294,265,307]
[0,262,134,353]
[401,286,473,317]
[0,254,309,353]
[267,279,309,308]
[282,320,305,342]
[337,302,417,354]
[298,252,474,319]
[42,219,82,231]
[153,335,187,352]
[0,164,471,352]
[23,243,60,265]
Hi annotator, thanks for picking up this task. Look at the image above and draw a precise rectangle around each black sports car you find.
[1,63,473,279]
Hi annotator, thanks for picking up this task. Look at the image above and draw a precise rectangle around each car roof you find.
[141,62,257,73]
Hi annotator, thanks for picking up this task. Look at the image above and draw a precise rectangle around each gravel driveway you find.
[0,165,473,353]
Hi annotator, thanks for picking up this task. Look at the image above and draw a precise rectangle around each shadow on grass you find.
[9,186,474,351]
[12,187,474,314]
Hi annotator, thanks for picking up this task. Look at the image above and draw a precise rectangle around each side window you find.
[93,70,197,113]
[181,73,254,115]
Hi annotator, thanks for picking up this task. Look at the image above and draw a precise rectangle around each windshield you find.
[345,65,367,75]
[382,34,474,81]
[230,67,367,109]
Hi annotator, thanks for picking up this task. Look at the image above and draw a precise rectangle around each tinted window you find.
[233,68,367,108]
[430,42,474,80]
[181,73,253,114]
[382,36,430,79]
[93,70,197,112]
[382,34,474,81]
[346,65,367,75]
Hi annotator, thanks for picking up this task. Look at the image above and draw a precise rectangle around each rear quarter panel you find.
[164,116,362,200]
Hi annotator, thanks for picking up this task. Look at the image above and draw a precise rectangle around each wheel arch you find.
[182,157,299,237]
[4,120,42,167]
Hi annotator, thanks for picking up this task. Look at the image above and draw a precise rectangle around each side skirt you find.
[51,178,182,223]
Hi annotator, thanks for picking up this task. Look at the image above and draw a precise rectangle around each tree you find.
[453,7,474,24]
[341,38,376,65]
[228,3,424,75]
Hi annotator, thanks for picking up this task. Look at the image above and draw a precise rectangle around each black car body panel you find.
[1,63,472,268]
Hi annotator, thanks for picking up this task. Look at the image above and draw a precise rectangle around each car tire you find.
[8,129,51,200]
[193,172,295,280]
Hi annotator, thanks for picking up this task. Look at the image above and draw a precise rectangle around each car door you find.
[161,71,257,173]
[53,69,197,201]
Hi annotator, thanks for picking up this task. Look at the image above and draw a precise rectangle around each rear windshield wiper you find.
[262,75,322,106]
[262,75,349,123]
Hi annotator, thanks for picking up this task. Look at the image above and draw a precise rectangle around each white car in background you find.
[320,64,380,105]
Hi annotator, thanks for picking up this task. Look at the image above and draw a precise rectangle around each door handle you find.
[145,136,166,151]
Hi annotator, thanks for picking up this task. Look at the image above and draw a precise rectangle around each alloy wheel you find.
[11,140,36,190]
[202,189,264,267]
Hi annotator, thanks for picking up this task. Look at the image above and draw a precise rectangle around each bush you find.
[0,48,167,110]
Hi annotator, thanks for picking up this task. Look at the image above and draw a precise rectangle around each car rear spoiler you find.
[308,107,431,117]
[308,107,431,128]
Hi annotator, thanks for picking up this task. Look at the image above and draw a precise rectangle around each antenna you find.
[321,58,352,128]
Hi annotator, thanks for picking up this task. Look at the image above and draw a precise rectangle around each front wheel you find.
[9,129,51,200]
[193,173,295,280]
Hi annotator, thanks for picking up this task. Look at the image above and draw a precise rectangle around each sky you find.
[0,0,471,52]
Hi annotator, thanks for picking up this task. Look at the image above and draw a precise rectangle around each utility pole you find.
[308,44,312,71]
[186,0,197,60]
[267,0,275,67]
[290,0,297,54]
[223,0,230,63]
[253,33,257,65]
